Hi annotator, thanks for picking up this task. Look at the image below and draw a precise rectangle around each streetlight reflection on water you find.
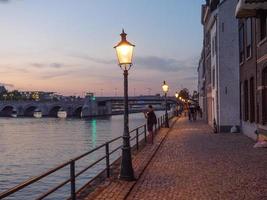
[90,119,97,148]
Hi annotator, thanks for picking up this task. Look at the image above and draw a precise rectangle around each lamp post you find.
[162,81,169,128]
[175,92,179,116]
[114,29,135,181]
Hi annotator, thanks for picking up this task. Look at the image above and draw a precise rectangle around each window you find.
[212,68,215,88]
[249,77,255,122]
[263,67,267,124]
[260,14,267,41]
[244,80,249,121]
[239,24,245,63]
[240,82,242,120]
[211,35,217,56]
[246,18,252,58]
[215,35,217,54]
[205,32,210,46]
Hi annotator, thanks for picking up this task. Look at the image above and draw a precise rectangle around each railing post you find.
[105,142,110,178]
[158,118,160,130]
[144,125,147,143]
[136,129,139,150]
[151,127,154,144]
[70,160,76,200]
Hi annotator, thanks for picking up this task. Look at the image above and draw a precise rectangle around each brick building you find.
[236,0,267,139]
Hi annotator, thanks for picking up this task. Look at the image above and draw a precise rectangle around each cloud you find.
[31,63,44,68]
[71,54,114,64]
[0,0,10,3]
[0,82,14,88]
[30,62,65,69]
[71,53,198,72]
[50,63,63,68]
[134,56,198,72]
[40,70,75,79]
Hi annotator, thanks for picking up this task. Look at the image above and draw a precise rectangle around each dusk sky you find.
[0,0,203,96]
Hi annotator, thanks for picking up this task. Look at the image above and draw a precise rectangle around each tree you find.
[178,88,190,100]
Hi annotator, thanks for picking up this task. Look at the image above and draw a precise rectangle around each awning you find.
[235,0,267,18]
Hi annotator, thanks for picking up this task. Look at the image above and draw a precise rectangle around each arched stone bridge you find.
[0,96,177,117]
[0,100,89,117]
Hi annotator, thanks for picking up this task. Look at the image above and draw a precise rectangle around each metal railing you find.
[0,113,173,200]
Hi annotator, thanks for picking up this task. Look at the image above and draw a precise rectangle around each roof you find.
[245,0,267,3]
[236,0,267,18]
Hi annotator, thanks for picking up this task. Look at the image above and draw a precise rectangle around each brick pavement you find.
[127,117,267,200]
[80,117,177,200]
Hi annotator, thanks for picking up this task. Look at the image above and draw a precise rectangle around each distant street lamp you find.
[114,29,135,181]
[162,81,169,128]
[175,92,179,116]
[175,92,179,99]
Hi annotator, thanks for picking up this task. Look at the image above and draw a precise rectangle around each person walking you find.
[144,105,157,143]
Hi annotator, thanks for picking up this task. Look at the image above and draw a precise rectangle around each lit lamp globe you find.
[162,81,169,94]
[114,29,135,71]
[175,92,179,99]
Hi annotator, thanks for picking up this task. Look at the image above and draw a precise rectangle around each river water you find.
[0,111,164,200]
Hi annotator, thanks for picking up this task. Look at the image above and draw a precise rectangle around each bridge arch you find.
[73,106,83,118]
[81,106,90,118]
[24,106,39,117]
[66,106,72,117]
[0,105,16,117]
[49,106,62,117]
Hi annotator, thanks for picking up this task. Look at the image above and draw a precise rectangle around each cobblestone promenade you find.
[83,117,267,200]
[127,117,267,200]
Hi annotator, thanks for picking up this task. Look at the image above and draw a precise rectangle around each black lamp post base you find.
[165,122,169,128]
[165,112,169,128]
[119,147,135,181]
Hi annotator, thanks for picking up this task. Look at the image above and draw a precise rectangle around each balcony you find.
[236,0,267,18]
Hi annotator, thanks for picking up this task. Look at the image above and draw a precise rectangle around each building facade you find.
[236,0,267,139]
[197,49,205,114]
[200,0,240,132]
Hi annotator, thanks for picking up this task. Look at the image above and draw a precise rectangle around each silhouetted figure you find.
[144,105,157,143]
[189,104,197,121]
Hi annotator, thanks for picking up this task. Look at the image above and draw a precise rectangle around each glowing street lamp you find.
[175,92,179,99]
[114,29,135,71]
[114,29,135,181]
[174,92,179,116]
[162,81,169,128]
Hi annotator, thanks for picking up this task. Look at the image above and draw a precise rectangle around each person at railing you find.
[144,105,157,143]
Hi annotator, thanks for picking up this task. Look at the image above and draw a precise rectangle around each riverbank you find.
[0,112,164,199]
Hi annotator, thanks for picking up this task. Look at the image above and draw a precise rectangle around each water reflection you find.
[91,119,97,148]
[0,111,164,199]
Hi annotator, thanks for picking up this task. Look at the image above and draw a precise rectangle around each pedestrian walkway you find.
[79,118,177,200]
[82,117,267,200]
[127,117,267,200]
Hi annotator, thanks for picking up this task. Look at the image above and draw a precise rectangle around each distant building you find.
[0,86,7,94]
[19,91,56,101]
[200,0,240,132]
[236,0,267,139]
